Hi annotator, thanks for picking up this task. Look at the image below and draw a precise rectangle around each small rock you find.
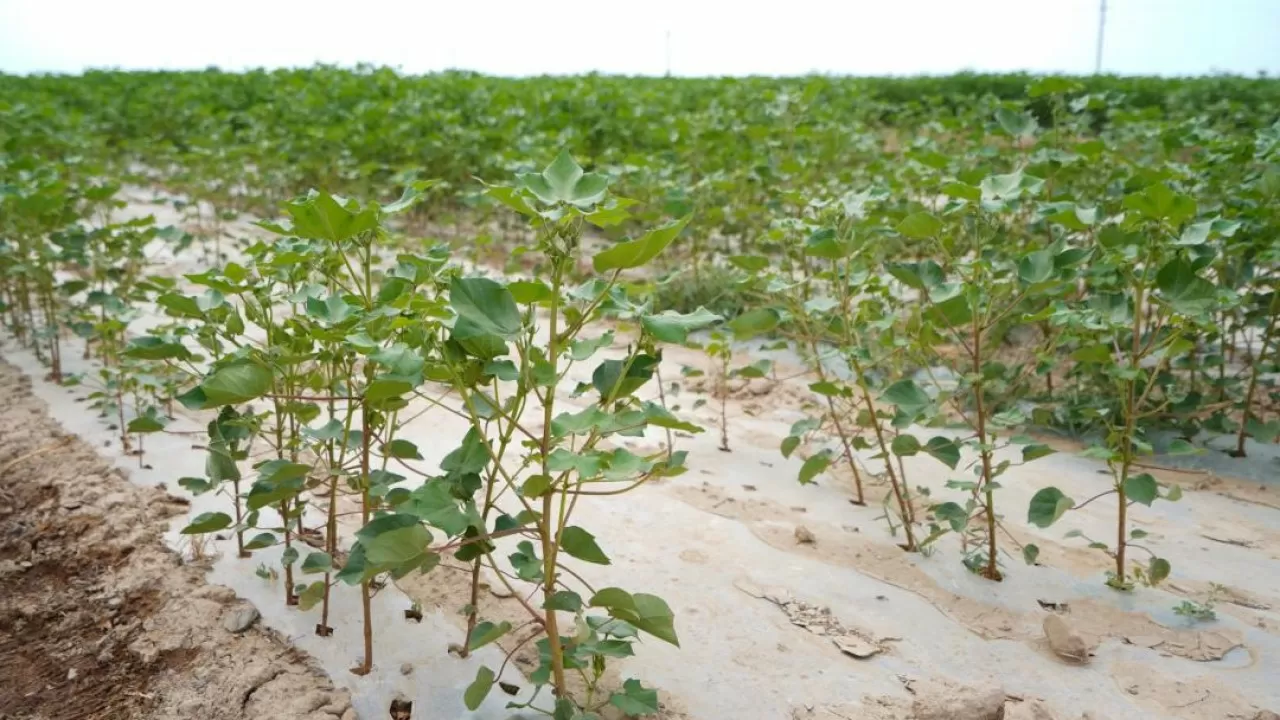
[794,526,816,544]
[221,605,260,634]
[20,560,33,570]
[1043,614,1090,663]
[911,678,1005,720]
[400,663,414,676]
[1253,711,1279,720]
[833,636,880,659]
[0,559,20,577]
[61,499,82,510]
[66,668,79,681]
[106,597,124,609]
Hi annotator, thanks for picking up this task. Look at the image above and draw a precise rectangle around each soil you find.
[0,360,353,720]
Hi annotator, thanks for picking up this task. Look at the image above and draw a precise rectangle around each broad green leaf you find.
[641,307,722,343]
[1148,557,1171,585]
[358,514,432,565]
[1027,487,1073,527]
[201,361,272,406]
[284,190,378,242]
[464,666,495,711]
[560,526,610,565]
[1018,249,1055,284]
[897,212,941,239]
[1023,544,1040,565]
[891,434,921,456]
[610,679,660,716]
[544,591,583,612]
[995,107,1037,137]
[1122,473,1158,506]
[727,308,779,340]
[1155,258,1217,314]
[468,620,512,651]
[798,451,832,485]
[125,336,192,361]
[881,379,931,417]
[301,551,332,574]
[183,511,232,534]
[520,150,608,208]
[451,277,522,337]
[507,279,552,304]
[924,436,961,469]
[593,216,691,272]
[1022,444,1056,462]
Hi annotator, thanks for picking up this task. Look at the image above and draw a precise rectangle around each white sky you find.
[1,0,1277,76]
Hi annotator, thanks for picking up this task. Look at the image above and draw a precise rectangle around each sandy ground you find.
[0,360,354,720]
[3,189,1279,720]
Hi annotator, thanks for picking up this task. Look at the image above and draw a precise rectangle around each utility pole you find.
[1094,0,1107,74]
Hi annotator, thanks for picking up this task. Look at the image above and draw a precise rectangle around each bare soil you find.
[0,359,352,720]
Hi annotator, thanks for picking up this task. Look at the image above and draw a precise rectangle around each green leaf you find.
[520,150,608,208]
[464,666,495,711]
[301,551,332,574]
[1023,543,1040,565]
[182,512,233,534]
[610,678,661,716]
[881,379,931,417]
[451,277,522,337]
[641,307,722,343]
[468,621,512,651]
[365,378,412,403]
[1148,557,1171,585]
[1027,487,1073,528]
[507,279,552,304]
[560,526,610,565]
[1021,444,1056,462]
[358,514,432,565]
[897,212,941,239]
[1018,249,1055,284]
[924,436,961,469]
[522,474,554,498]
[798,451,832,485]
[382,438,423,460]
[1123,184,1196,225]
[591,355,657,400]
[1122,473,1159,506]
[781,436,801,459]
[201,361,272,407]
[283,190,377,242]
[1071,345,1113,363]
[995,107,1038,137]
[1166,439,1200,455]
[1155,258,1217,314]
[727,308,780,340]
[891,434,921,457]
[628,594,679,646]
[593,216,691,272]
[127,410,168,434]
[544,591,584,612]
[124,336,192,361]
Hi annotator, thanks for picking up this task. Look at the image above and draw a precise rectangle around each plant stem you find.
[1233,292,1279,457]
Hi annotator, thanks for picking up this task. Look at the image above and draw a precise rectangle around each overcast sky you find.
[1,0,1277,77]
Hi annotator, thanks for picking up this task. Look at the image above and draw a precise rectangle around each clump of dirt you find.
[0,359,352,720]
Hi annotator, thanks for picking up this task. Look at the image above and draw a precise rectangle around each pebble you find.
[400,663,414,676]
[1043,614,1090,663]
[221,605,260,633]
[794,525,816,544]
[66,668,78,681]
